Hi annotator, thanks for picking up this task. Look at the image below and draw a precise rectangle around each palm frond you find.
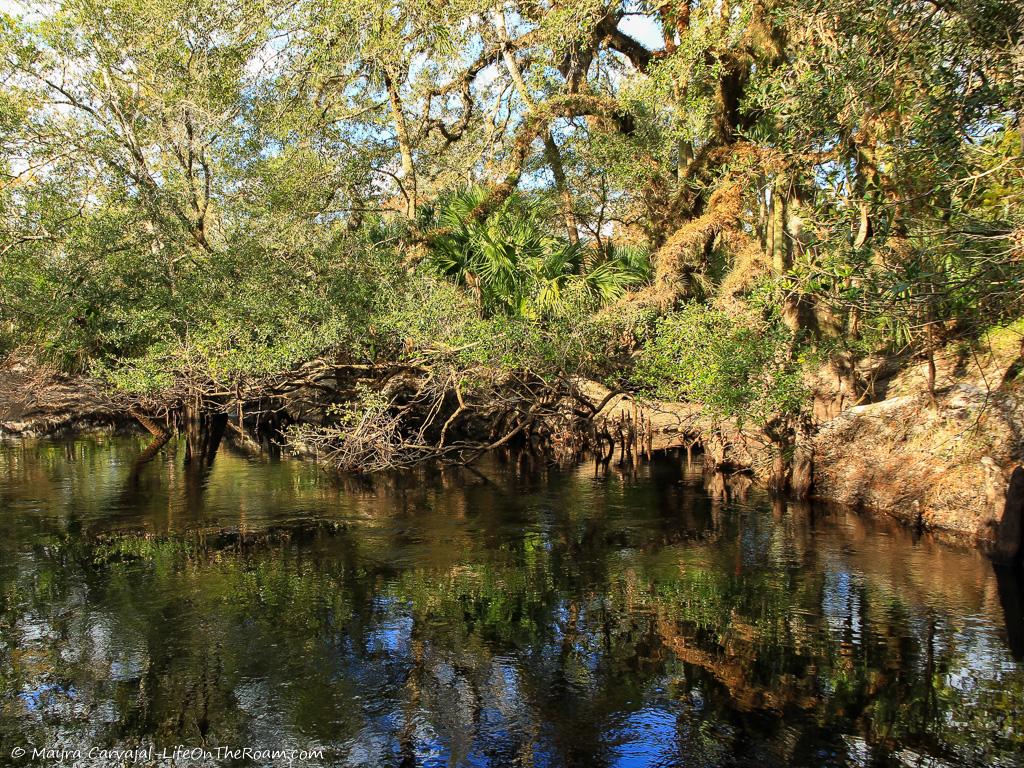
[424,186,652,317]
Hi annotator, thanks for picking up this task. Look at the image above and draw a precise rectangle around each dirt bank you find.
[810,328,1024,558]
[581,324,1024,557]
[4,337,1023,559]
[0,355,124,436]
[812,387,1022,554]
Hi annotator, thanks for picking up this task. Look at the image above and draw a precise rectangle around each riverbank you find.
[0,356,126,436]
[808,328,1024,560]
[3,344,1022,560]
[581,333,1024,559]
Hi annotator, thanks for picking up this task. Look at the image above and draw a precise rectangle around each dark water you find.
[0,437,1022,768]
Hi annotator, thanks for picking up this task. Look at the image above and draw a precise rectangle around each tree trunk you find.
[768,449,789,493]
[852,137,877,249]
[925,322,938,408]
[498,20,578,244]
[543,132,579,244]
[383,69,417,218]
[791,433,814,499]
[769,178,788,274]
[183,399,227,467]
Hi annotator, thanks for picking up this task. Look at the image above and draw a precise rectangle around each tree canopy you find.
[1,0,1022,470]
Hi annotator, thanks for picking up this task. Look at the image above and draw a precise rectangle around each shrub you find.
[633,302,807,428]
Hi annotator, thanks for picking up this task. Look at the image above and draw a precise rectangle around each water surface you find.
[1,436,1022,767]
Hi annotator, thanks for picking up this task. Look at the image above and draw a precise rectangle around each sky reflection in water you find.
[0,436,1022,767]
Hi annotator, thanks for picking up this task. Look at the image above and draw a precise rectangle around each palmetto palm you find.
[424,187,651,317]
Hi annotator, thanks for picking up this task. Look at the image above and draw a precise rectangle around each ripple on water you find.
[0,437,1022,767]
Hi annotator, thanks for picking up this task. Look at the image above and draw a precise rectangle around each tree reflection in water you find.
[0,436,1022,767]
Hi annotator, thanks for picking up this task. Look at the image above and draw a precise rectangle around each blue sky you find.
[619,13,665,51]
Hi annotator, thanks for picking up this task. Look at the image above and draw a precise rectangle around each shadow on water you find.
[1,437,1023,767]
[995,563,1024,660]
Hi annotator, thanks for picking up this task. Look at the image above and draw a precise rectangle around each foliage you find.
[423,187,651,318]
[634,301,807,427]
[0,0,1021,460]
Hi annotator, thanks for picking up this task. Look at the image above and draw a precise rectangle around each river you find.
[1,436,1022,767]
